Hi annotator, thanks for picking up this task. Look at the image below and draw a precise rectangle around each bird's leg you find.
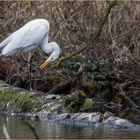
[27,52,33,91]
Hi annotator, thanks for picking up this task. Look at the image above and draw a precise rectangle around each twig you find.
[121,80,140,88]
[55,1,117,67]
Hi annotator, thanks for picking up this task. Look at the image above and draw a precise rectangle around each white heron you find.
[0,19,61,69]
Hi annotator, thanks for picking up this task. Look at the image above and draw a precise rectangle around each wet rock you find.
[48,104,62,112]
[103,116,129,125]
[11,112,17,116]
[54,112,101,123]
[52,112,101,127]
[51,112,140,130]
[46,94,62,100]
[71,112,100,122]
[36,112,52,121]
[103,111,115,119]
[103,116,140,129]
[31,114,40,121]
[54,113,71,121]
[102,111,140,129]
[0,83,9,90]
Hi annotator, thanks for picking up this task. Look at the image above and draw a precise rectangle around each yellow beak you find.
[40,58,51,69]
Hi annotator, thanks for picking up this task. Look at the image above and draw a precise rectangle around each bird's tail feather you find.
[0,32,15,49]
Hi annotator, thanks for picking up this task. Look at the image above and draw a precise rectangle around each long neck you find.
[47,42,61,61]
[41,34,52,54]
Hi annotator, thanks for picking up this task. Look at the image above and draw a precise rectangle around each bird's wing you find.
[1,22,49,56]
[18,22,48,47]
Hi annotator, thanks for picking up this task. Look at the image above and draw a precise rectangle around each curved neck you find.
[47,42,61,61]
[41,34,52,54]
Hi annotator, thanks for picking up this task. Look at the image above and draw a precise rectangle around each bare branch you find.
[55,1,117,67]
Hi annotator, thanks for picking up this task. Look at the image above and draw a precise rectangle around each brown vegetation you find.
[0,1,139,79]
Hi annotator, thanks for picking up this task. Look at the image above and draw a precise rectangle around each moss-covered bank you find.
[0,82,43,112]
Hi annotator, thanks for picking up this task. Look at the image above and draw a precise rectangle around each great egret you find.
[0,19,61,69]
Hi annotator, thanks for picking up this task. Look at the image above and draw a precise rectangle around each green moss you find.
[79,91,87,98]
[0,88,17,102]
[14,91,43,112]
[118,92,128,99]
[82,98,93,110]
[67,100,81,112]
[0,80,6,84]
[99,112,104,122]
[0,87,42,112]
[64,90,87,112]
[15,94,32,111]
[81,80,94,89]
[47,75,62,83]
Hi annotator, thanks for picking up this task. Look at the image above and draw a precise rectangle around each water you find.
[0,114,140,139]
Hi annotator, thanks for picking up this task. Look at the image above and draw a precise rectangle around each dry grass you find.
[0,1,140,88]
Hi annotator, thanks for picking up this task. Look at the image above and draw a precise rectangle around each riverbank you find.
[0,80,140,130]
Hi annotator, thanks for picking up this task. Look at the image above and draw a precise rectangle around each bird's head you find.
[40,42,61,69]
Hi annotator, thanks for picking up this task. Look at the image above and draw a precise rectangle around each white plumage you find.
[0,19,61,69]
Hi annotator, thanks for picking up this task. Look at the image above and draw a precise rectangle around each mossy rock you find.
[65,90,87,104]
[79,90,87,98]
[64,90,87,112]
[0,87,43,112]
[0,80,6,84]
[81,80,94,89]
[15,94,40,112]
[0,88,17,102]
[81,98,93,110]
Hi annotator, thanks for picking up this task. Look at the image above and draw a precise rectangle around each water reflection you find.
[0,114,140,139]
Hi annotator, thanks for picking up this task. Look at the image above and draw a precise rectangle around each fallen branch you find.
[121,80,140,88]
[47,81,72,95]
[115,83,138,108]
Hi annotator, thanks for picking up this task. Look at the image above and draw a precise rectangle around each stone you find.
[46,94,62,100]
